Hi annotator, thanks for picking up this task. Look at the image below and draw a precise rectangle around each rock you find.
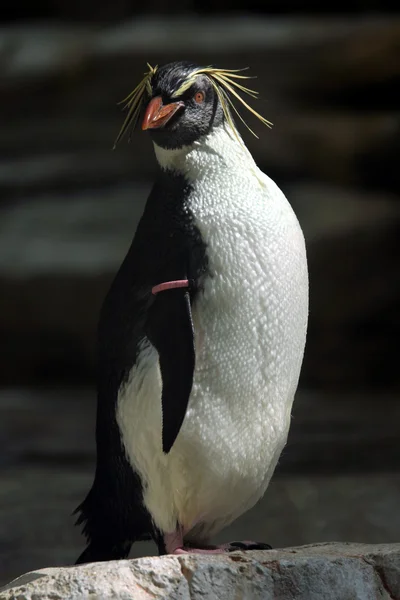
[0,543,399,600]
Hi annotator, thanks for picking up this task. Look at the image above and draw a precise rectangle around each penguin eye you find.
[194,91,205,104]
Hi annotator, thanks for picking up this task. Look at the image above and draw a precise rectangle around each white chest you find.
[117,126,308,540]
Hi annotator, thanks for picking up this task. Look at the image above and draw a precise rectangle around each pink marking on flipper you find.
[152,280,189,295]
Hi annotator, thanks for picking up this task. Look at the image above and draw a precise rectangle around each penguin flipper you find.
[145,288,195,454]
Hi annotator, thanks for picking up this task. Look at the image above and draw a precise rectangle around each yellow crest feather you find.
[113,64,272,147]
[113,63,158,148]
[172,66,272,139]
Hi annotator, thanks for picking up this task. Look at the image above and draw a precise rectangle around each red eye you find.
[194,91,205,104]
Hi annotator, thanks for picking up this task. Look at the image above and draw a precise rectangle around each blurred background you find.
[0,1,399,586]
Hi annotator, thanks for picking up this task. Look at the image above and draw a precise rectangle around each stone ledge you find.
[1,543,399,599]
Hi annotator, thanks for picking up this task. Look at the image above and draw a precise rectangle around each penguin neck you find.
[153,122,258,182]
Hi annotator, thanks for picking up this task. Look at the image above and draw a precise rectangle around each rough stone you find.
[1,543,399,600]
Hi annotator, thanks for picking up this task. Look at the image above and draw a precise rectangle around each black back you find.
[75,167,208,561]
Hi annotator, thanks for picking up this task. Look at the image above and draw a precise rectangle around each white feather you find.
[117,123,308,541]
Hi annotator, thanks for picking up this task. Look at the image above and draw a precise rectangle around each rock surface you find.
[1,543,399,600]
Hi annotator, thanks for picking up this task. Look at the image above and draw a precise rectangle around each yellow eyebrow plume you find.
[113,63,158,148]
[113,64,272,147]
[172,66,272,139]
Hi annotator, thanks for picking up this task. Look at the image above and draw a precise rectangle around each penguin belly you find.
[117,171,308,543]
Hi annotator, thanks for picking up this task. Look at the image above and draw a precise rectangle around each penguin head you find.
[141,62,224,150]
[113,61,272,150]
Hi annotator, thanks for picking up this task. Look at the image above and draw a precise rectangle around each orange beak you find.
[142,96,184,130]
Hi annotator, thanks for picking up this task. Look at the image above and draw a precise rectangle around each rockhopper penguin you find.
[75,61,308,561]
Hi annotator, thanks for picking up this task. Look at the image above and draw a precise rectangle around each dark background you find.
[0,1,399,586]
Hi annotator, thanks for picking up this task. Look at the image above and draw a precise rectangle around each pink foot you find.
[163,527,271,555]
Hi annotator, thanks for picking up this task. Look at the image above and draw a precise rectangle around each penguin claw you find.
[171,541,272,555]
[224,541,272,551]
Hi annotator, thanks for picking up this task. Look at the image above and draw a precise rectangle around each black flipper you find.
[145,287,195,454]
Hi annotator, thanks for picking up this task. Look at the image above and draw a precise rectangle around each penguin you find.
[75,61,308,561]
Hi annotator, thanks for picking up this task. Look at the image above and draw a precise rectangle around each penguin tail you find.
[73,488,153,564]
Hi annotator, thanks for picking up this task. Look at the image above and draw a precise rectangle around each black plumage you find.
[75,168,208,563]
